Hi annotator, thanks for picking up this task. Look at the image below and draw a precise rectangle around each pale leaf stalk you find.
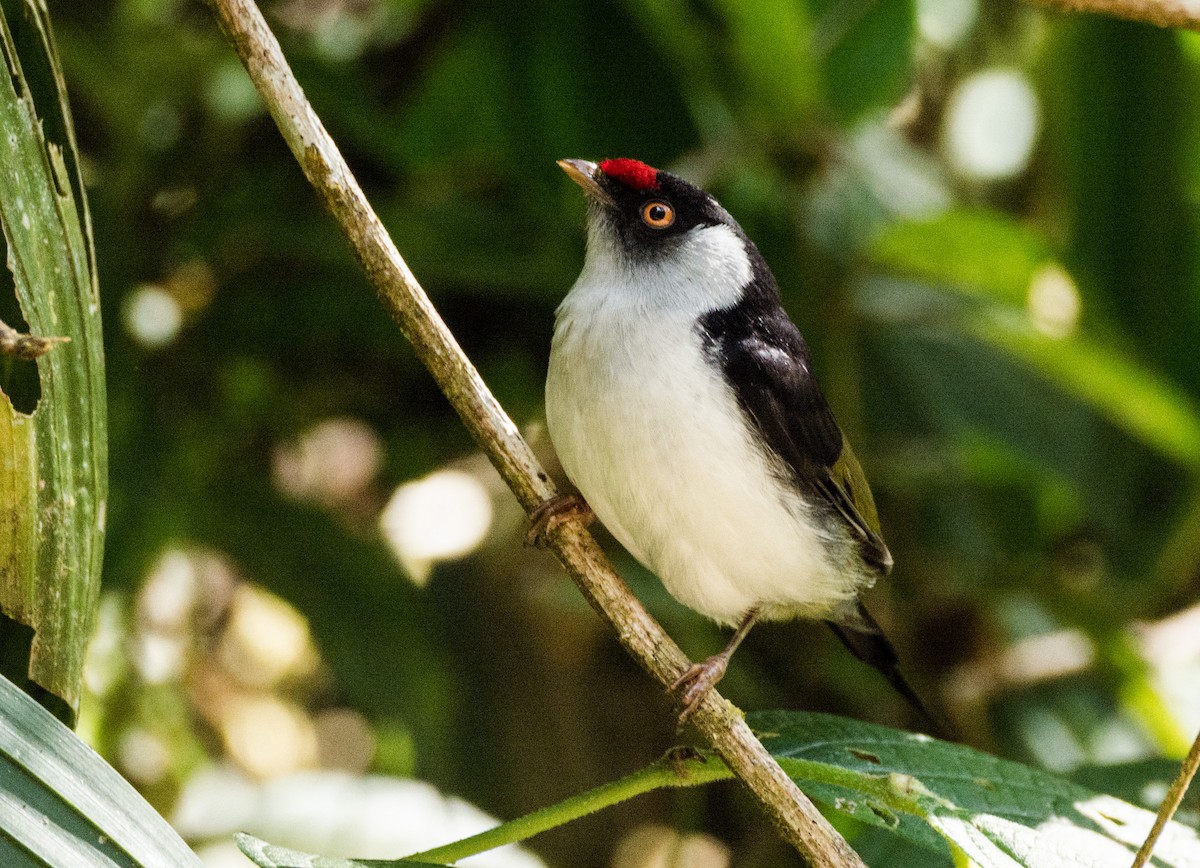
[407,754,731,863]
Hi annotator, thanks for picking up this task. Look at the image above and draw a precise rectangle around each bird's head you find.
[558,158,763,312]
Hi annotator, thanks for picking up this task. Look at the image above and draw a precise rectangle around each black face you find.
[595,168,736,260]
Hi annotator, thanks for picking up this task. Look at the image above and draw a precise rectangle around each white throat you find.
[562,221,752,320]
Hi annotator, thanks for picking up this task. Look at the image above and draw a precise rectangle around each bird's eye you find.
[641,200,675,229]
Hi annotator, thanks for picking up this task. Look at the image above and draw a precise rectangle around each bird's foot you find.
[525,493,594,547]
[671,655,730,727]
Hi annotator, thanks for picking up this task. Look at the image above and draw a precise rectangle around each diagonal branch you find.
[205,0,865,863]
[1030,0,1200,30]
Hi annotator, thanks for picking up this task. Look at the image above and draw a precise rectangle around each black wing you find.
[702,302,892,574]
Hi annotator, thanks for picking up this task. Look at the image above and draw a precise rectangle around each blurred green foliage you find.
[17,0,1200,865]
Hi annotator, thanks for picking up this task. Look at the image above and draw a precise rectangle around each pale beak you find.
[557,158,615,208]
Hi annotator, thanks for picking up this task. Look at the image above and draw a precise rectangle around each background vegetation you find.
[6,0,1200,865]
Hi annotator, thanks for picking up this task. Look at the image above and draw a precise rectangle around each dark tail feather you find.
[825,603,955,740]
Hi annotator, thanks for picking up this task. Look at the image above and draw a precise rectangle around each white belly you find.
[545,298,864,626]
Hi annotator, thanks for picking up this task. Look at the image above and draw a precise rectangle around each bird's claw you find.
[671,656,729,728]
[525,493,594,547]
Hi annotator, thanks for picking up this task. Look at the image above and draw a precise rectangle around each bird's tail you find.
[825,602,954,740]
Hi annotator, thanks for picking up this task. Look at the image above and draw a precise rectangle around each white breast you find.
[545,226,866,626]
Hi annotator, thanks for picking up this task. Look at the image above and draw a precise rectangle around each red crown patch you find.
[599,158,660,191]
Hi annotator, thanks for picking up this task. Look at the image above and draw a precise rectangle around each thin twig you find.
[1131,728,1200,868]
[0,317,69,360]
[1031,0,1200,30]
[205,0,865,864]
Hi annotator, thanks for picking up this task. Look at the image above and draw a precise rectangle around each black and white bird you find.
[541,157,932,726]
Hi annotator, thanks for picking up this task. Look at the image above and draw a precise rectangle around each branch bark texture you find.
[207,0,865,863]
[1131,727,1200,868]
[1033,0,1200,29]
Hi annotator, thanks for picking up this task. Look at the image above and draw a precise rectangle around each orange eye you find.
[641,200,675,229]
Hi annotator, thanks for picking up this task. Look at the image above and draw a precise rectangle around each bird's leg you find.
[525,493,595,547]
[672,607,761,726]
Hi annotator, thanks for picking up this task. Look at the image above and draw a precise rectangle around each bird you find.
[539,156,935,728]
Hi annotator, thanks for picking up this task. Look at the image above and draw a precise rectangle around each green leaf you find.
[245,714,1200,868]
[236,833,448,868]
[1069,759,1182,810]
[871,209,1053,306]
[867,210,1200,471]
[0,672,200,866]
[712,0,820,128]
[0,0,106,722]
[1042,19,1200,393]
[863,316,1188,564]
[975,312,1200,471]
[809,0,915,122]
[751,710,1200,866]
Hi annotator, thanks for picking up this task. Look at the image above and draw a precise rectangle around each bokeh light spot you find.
[123,284,183,348]
[943,70,1040,181]
[379,469,494,584]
